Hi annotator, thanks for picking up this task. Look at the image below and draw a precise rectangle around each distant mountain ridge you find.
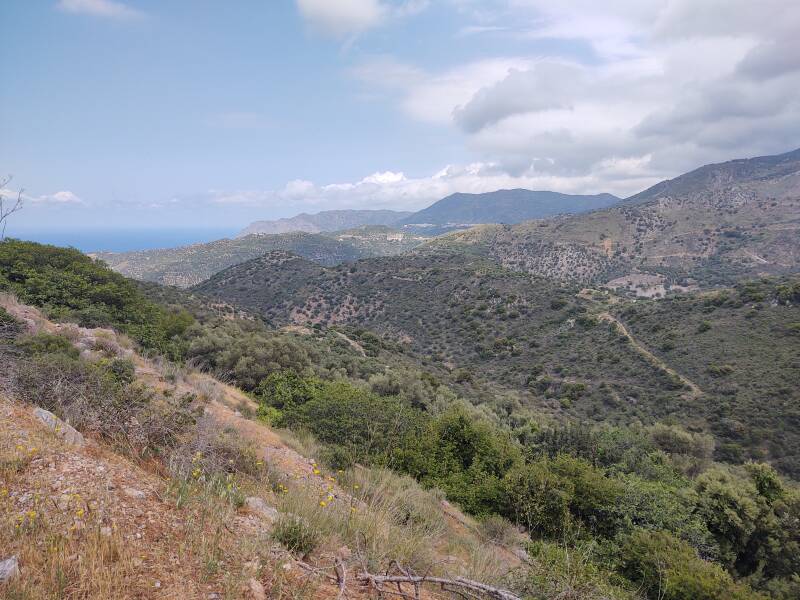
[399,189,620,226]
[237,209,411,236]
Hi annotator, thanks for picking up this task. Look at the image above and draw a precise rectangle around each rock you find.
[0,555,20,582]
[243,497,278,523]
[123,487,146,500]
[32,407,85,447]
[247,578,266,600]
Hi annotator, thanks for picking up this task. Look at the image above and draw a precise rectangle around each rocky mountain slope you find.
[431,148,800,286]
[0,294,526,600]
[238,209,411,237]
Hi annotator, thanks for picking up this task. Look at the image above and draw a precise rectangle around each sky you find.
[1,0,799,235]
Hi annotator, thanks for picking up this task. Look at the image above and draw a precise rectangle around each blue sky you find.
[1,0,799,234]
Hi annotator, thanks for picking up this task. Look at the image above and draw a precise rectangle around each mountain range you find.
[432,148,800,290]
[99,189,626,286]
[398,189,620,227]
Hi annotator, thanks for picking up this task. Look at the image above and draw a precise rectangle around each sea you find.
[6,228,238,253]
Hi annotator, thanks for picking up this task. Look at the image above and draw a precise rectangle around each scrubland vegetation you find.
[2,239,800,599]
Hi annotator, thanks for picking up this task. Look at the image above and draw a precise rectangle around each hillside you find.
[3,239,799,599]
[399,189,619,227]
[193,250,800,477]
[431,148,800,286]
[95,228,430,288]
[238,209,411,237]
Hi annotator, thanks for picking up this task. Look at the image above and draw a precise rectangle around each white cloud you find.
[56,0,143,20]
[172,161,654,216]
[1,188,86,206]
[36,190,84,205]
[353,56,534,123]
[354,0,800,186]
[296,0,427,38]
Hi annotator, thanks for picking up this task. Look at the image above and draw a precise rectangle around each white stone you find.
[0,556,20,582]
[123,487,146,500]
[243,497,278,522]
[247,578,266,600]
[32,407,85,447]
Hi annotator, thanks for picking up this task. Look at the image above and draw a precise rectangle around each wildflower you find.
[319,500,327,507]
[76,509,85,518]
[327,494,334,501]
[255,460,263,466]
[0,488,8,498]
[312,468,321,475]
[27,510,37,520]
[354,484,360,490]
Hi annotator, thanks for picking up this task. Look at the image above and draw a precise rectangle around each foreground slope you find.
[0,289,525,600]
[433,148,800,286]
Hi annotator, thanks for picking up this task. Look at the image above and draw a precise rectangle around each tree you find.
[0,175,24,240]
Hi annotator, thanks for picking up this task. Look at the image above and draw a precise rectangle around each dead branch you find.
[335,557,348,600]
[356,571,522,600]
[0,175,24,240]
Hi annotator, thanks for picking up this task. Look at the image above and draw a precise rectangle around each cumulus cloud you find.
[296,0,428,38]
[0,187,85,207]
[31,190,85,205]
[356,0,800,186]
[56,0,143,20]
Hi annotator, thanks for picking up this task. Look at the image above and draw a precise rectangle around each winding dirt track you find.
[598,312,704,399]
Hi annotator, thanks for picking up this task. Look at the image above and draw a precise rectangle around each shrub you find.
[618,529,758,600]
[507,540,636,600]
[272,515,320,558]
[15,332,79,358]
[13,351,196,459]
[480,514,522,546]
[102,357,136,385]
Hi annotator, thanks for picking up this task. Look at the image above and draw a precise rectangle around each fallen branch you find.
[356,571,521,600]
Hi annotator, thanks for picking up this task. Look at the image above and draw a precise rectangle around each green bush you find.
[15,332,79,358]
[272,514,320,557]
[618,529,758,600]
[0,239,192,356]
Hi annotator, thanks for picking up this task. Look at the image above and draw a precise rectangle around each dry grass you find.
[274,427,323,462]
